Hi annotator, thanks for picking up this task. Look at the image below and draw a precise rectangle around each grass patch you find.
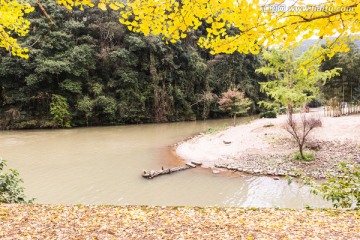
[259,111,277,118]
[294,152,314,162]
[205,127,221,134]
[205,124,229,134]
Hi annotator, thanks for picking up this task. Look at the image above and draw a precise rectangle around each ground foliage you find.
[0,204,359,239]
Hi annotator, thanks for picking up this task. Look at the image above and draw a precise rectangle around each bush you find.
[301,162,360,209]
[307,98,323,108]
[14,120,56,129]
[0,159,34,204]
[259,111,277,118]
[50,94,71,128]
[294,152,314,162]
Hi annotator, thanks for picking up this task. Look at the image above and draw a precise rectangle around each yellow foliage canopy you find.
[0,0,34,59]
[1,0,359,58]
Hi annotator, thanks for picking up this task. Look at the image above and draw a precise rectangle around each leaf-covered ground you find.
[0,205,359,239]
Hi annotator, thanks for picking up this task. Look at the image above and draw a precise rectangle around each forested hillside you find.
[0,1,265,129]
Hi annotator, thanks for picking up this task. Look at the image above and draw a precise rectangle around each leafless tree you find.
[285,114,322,159]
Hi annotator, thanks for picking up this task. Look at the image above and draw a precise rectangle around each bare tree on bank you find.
[285,114,322,160]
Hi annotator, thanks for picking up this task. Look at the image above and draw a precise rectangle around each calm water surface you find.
[0,117,329,208]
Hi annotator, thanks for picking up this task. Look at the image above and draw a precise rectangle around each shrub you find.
[259,111,277,118]
[50,94,71,128]
[294,152,314,162]
[301,162,360,209]
[0,159,34,204]
[307,98,322,108]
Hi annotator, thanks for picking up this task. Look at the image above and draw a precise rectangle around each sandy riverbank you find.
[176,110,360,178]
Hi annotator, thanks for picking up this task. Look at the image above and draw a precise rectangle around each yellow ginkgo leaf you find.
[24,7,34,14]
[98,3,107,11]
[109,3,120,10]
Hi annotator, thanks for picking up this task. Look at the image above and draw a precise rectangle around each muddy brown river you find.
[0,117,329,208]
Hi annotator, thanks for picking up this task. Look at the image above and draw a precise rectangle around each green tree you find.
[218,88,252,126]
[77,96,94,126]
[256,47,340,160]
[0,159,33,204]
[50,94,71,127]
[256,47,341,122]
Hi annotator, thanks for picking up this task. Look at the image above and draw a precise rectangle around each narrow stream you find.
[0,117,329,208]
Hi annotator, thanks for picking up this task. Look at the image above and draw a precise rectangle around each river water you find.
[0,118,329,208]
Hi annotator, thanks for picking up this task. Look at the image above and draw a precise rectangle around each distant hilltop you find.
[298,36,360,53]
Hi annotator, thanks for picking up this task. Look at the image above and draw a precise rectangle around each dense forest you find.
[320,42,360,103]
[0,1,359,129]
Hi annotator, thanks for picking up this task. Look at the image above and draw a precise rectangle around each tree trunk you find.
[287,105,293,124]
[233,114,237,127]
[299,144,304,159]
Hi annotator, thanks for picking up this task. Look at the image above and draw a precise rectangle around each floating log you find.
[142,164,196,179]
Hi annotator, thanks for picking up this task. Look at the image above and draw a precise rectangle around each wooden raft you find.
[142,162,197,179]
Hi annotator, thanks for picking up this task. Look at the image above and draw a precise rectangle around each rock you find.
[223,140,232,144]
[191,161,202,166]
[214,164,227,168]
[306,140,321,150]
[212,169,220,174]
[273,177,280,180]
[186,162,196,168]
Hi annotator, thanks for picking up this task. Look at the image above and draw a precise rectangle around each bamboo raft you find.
[142,162,199,179]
